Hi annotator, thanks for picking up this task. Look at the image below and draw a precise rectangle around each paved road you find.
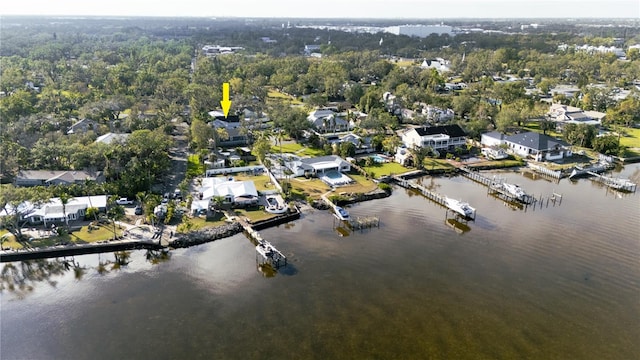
[158,120,190,194]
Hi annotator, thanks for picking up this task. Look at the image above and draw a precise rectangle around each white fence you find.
[205,165,266,177]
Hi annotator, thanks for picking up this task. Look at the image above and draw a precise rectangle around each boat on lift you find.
[444,197,475,219]
[502,183,527,201]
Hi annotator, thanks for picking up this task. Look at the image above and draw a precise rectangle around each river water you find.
[2,165,639,359]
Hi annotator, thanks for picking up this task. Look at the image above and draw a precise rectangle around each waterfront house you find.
[480,131,506,147]
[0,195,108,227]
[400,125,467,152]
[285,155,351,178]
[191,177,259,214]
[482,131,572,161]
[15,170,104,187]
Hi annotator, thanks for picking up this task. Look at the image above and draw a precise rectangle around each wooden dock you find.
[392,175,476,220]
[587,172,637,192]
[527,162,563,180]
[459,167,538,205]
[232,212,287,270]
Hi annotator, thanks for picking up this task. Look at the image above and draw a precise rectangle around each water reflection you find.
[0,259,69,297]
[1,249,172,297]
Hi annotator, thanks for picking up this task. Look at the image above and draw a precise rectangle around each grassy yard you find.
[1,223,124,250]
[270,143,326,157]
[233,208,278,223]
[394,59,419,67]
[618,127,640,149]
[362,159,453,178]
[288,178,331,200]
[522,122,563,138]
[180,213,228,232]
[231,174,275,192]
[362,162,410,178]
[336,174,378,194]
[267,88,303,105]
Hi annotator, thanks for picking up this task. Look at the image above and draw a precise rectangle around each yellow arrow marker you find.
[220,82,232,118]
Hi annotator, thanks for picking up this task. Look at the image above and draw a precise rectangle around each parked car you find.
[134,206,143,215]
[116,198,134,205]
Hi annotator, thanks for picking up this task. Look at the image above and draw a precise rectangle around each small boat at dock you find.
[333,206,350,221]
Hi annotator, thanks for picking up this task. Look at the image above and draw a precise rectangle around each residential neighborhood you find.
[1,12,640,360]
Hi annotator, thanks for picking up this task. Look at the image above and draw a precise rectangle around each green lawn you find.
[335,174,378,194]
[267,88,303,104]
[270,143,326,157]
[289,178,331,200]
[362,160,453,178]
[179,213,228,233]
[362,162,409,178]
[522,123,563,138]
[232,174,275,192]
[233,208,278,223]
[1,223,124,250]
[618,127,640,149]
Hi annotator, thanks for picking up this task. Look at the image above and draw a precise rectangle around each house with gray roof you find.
[15,170,104,187]
[482,131,571,161]
[67,118,98,135]
[548,104,604,129]
[95,132,130,144]
[286,155,351,177]
[307,109,351,133]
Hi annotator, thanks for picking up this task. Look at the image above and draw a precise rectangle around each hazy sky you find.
[1,0,638,19]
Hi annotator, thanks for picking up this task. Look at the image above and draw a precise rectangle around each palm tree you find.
[107,203,125,240]
[58,192,71,232]
[84,179,100,221]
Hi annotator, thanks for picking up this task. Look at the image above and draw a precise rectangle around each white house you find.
[421,105,454,122]
[420,58,451,72]
[1,195,108,227]
[400,125,467,152]
[480,131,506,147]
[285,155,351,177]
[307,109,351,133]
[548,103,604,127]
[328,133,374,154]
[481,131,572,161]
[191,177,259,214]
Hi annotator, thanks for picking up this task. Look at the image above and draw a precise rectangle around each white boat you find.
[333,206,350,221]
[502,183,527,201]
[445,197,475,218]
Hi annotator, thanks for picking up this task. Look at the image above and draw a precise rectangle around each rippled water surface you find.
[2,165,639,359]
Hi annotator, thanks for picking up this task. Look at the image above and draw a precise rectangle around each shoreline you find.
[0,208,302,263]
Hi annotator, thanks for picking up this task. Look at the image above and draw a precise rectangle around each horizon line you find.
[2,14,639,20]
